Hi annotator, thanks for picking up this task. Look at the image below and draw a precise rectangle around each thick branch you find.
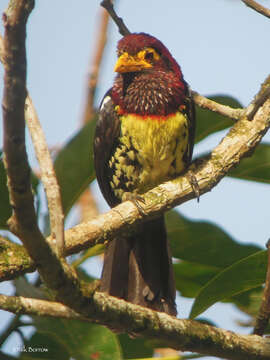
[1,0,97,323]
[1,293,270,360]
[1,96,270,282]
[242,0,270,19]
[25,95,64,256]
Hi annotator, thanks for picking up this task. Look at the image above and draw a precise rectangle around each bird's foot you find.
[187,170,200,202]
[122,192,146,216]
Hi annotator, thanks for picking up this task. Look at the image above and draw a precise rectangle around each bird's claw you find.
[122,192,146,216]
[187,171,200,202]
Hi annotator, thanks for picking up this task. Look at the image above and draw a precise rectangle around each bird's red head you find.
[115,33,183,79]
[112,33,187,116]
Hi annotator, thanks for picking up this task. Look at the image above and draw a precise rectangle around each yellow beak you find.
[114,51,152,73]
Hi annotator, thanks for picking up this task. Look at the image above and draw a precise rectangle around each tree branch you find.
[1,293,270,360]
[242,0,270,19]
[0,27,65,256]
[1,2,270,358]
[191,91,244,120]
[246,74,270,120]
[1,92,270,282]
[25,95,65,256]
[78,5,111,222]
[1,0,99,324]
[100,0,130,36]
[81,7,110,124]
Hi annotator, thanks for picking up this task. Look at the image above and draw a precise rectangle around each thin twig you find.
[25,95,65,256]
[0,314,22,347]
[100,0,130,36]
[242,0,270,19]
[78,5,110,222]
[1,293,270,360]
[191,91,244,120]
[253,239,270,335]
[81,7,110,123]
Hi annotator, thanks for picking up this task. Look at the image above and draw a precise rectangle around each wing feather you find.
[94,90,121,207]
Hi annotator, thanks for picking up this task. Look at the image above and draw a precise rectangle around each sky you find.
[0,1,270,359]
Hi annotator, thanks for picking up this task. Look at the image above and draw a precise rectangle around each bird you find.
[94,33,195,316]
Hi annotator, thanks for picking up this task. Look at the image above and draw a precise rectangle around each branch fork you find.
[1,1,270,359]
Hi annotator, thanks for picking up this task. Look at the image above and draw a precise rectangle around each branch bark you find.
[191,91,243,120]
[81,7,110,124]
[25,95,65,256]
[78,5,110,222]
[1,0,97,324]
[1,94,270,281]
[1,293,270,360]
[101,0,130,36]
[1,2,270,359]
[242,0,270,19]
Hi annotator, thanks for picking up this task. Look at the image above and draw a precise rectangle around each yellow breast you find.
[119,111,189,193]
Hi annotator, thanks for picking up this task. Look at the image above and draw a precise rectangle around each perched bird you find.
[94,33,195,316]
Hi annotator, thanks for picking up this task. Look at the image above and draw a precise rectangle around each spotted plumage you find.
[94,33,195,315]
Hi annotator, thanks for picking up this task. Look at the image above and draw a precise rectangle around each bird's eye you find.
[145,51,154,61]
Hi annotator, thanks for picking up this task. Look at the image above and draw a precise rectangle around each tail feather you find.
[100,216,176,316]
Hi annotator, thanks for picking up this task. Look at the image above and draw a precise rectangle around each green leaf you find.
[15,278,121,360]
[195,95,242,143]
[118,333,154,359]
[19,332,69,360]
[229,143,270,184]
[32,317,122,360]
[189,250,267,319]
[166,210,260,268]
[0,151,40,229]
[72,244,105,268]
[174,260,263,318]
[54,119,96,216]
[231,287,263,317]
[174,261,218,298]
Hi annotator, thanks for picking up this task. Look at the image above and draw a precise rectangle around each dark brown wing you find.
[183,86,196,165]
[94,90,121,207]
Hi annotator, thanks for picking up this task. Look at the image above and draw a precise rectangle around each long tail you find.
[100,215,176,316]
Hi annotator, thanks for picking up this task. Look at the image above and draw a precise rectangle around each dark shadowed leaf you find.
[229,143,270,184]
[231,287,263,318]
[15,278,121,360]
[174,261,218,298]
[166,210,260,268]
[54,119,96,216]
[118,333,153,359]
[190,250,267,319]
[195,95,242,143]
[32,316,122,360]
[19,332,69,360]
[174,260,263,319]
